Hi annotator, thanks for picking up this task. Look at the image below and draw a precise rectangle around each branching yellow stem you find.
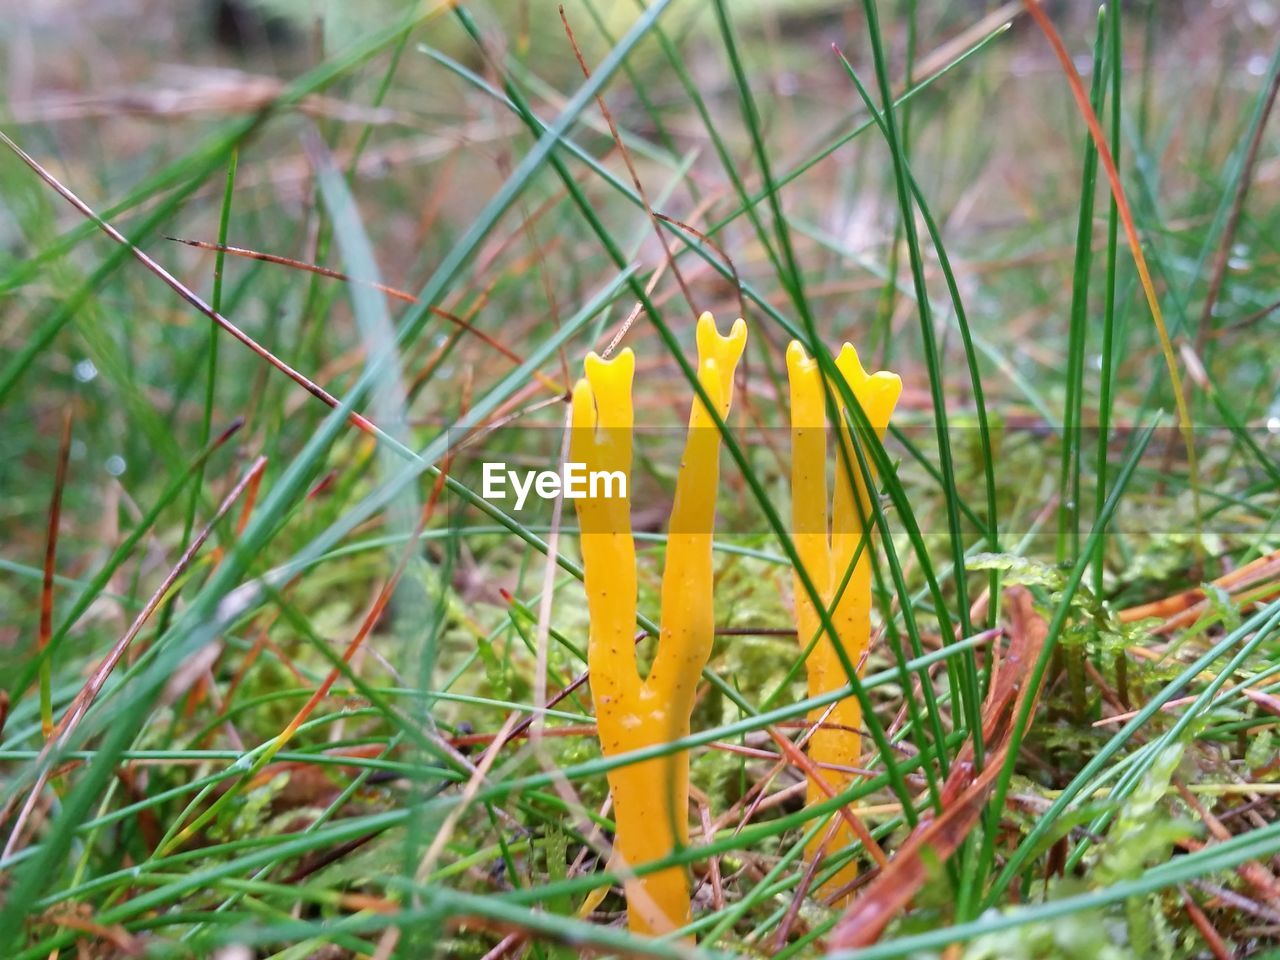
[571,313,746,936]
[786,340,901,903]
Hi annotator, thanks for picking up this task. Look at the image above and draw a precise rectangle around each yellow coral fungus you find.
[570,312,747,936]
[786,339,901,902]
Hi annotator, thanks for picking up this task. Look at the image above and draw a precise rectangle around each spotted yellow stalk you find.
[786,340,901,902]
[571,313,746,936]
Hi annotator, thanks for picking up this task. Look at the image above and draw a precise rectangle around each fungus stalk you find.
[571,313,746,936]
[786,340,901,902]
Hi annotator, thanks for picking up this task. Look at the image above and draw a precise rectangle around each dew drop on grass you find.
[105,455,126,476]
[73,358,98,382]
